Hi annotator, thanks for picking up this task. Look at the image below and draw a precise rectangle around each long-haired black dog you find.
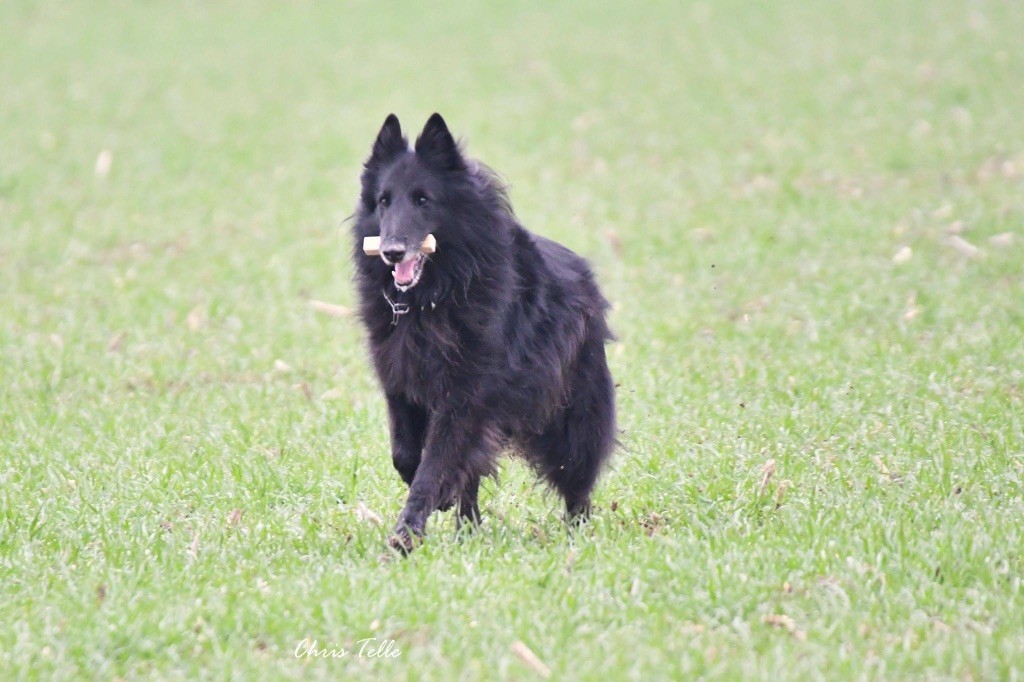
[352,113,616,551]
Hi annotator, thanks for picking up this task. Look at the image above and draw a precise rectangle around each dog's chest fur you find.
[370,304,470,407]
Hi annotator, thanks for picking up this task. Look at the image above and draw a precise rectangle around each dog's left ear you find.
[415,113,465,171]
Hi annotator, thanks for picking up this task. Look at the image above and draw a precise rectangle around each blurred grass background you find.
[2,1,1023,679]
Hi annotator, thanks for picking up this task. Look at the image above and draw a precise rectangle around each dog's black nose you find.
[382,247,406,264]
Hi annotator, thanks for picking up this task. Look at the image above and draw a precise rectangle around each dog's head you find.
[359,113,465,291]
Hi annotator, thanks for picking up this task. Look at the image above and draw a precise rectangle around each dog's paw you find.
[387,525,424,554]
[387,532,414,554]
[565,497,592,526]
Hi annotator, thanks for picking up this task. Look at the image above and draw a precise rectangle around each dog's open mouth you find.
[391,253,425,291]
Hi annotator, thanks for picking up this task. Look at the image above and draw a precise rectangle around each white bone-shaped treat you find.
[363,234,437,256]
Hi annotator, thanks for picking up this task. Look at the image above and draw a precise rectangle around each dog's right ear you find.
[366,114,406,169]
[361,115,406,211]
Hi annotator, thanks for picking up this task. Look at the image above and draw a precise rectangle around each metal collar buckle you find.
[382,289,410,326]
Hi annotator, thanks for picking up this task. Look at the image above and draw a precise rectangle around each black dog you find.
[352,113,616,551]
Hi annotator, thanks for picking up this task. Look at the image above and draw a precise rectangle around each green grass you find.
[2,1,1023,679]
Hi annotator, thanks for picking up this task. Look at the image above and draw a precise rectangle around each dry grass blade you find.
[605,230,623,257]
[759,459,776,494]
[106,331,126,353]
[294,382,313,401]
[354,502,383,526]
[762,614,807,641]
[95,149,112,176]
[947,235,983,259]
[510,641,551,679]
[988,232,1015,248]
[309,299,351,318]
[775,479,790,507]
[892,246,912,264]
[186,305,205,331]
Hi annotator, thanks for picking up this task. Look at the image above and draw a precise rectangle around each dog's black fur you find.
[352,113,616,551]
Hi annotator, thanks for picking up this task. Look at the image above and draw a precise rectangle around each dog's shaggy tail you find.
[525,330,617,519]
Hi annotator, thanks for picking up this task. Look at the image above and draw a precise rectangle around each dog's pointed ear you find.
[366,114,406,168]
[415,113,465,171]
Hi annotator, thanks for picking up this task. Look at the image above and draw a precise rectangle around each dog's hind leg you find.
[535,337,616,522]
[386,394,428,486]
[456,475,481,528]
[436,460,482,525]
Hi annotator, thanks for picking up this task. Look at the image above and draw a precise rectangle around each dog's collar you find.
[382,288,438,326]
[381,289,410,326]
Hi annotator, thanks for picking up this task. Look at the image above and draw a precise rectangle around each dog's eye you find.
[378,194,390,208]
[413,192,428,207]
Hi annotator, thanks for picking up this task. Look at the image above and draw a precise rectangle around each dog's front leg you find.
[386,394,428,486]
[389,410,480,552]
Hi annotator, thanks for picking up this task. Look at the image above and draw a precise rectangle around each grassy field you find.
[2,1,1023,679]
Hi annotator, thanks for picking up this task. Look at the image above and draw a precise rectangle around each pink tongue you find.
[394,258,417,284]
